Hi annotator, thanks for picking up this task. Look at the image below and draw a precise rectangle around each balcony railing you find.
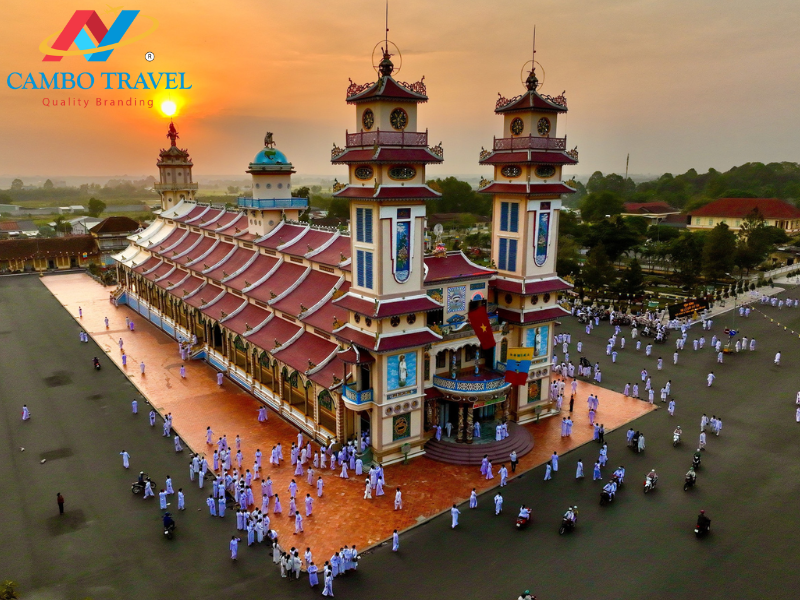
[237,197,308,209]
[346,129,428,148]
[154,182,199,191]
[493,135,567,152]
[432,370,510,394]
[343,385,374,405]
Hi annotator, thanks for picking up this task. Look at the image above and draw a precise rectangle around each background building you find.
[688,197,800,233]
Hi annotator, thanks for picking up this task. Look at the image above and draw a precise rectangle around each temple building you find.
[113,44,576,465]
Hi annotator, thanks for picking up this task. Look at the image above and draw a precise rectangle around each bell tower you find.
[155,121,197,210]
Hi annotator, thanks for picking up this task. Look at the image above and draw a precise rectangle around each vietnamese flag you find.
[468,305,496,349]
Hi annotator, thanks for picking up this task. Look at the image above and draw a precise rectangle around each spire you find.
[525,26,539,91]
[378,0,394,77]
[167,121,179,147]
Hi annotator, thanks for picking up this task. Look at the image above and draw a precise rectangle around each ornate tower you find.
[238,132,308,237]
[332,42,444,464]
[154,121,198,210]
[480,49,576,422]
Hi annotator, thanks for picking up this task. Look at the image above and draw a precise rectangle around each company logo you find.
[40,9,158,62]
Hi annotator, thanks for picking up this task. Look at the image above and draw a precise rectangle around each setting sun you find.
[160,99,177,117]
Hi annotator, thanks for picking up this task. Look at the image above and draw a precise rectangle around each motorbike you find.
[164,520,176,539]
[559,517,576,535]
[683,475,696,491]
[692,454,702,469]
[93,359,101,371]
[644,475,658,493]
[599,490,613,506]
[131,474,153,494]
[515,514,531,529]
[673,432,681,447]
[695,519,711,537]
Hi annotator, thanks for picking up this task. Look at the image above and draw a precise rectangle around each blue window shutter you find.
[365,251,374,289]
[356,250,364,287]
[508,239,518,272]
[498,238,508,271]
[356,208,364,242]
[510,203,519,233]
[500,202,509,232]
[365,208,373,243]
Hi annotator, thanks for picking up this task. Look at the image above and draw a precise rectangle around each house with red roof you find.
[688,198,800,233]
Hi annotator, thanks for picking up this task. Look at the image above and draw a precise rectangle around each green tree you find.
[556,235,582,278]
[291,186,310,199]
[582,216,641,262]
[669,230,705,287]
[328,197,350,219]
[310,185,322,194]
[620,257,645,297]
[702,223,736,283]
[581,244,616,298]
[427,177,491,215]
[579,191,624,222]
[43,179,54,189]
[10,178,23,190]
[226,185,240,195]
[87,197,107,217]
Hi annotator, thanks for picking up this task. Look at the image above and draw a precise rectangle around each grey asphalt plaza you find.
[2,274,800,600]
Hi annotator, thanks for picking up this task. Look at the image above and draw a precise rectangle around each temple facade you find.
[113,46,576,465]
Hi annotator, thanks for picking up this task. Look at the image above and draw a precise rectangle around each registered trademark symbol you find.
[145,51,155,62]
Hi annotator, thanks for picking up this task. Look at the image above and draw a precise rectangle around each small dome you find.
[252,148,289,165]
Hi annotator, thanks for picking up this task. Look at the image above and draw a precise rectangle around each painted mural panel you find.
[535,211,550,267]
[447,285,466,313]
[392,414,411,441]
[427,288,443,304]
[394,220,411,283]
[387,352,417,390]
[524,324,549,357]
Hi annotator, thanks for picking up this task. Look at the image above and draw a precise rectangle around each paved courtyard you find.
[2,273,800,599]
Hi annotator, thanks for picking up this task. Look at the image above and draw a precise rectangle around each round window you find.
[535,165,556,178]
[365,318,372,327]
[362,109,375,130]
[505,293,513,304]
[501,165,521,178]
[531,295,539,305]
[277,183,283,189]
[255,183,260,189]
[406,313,416,325]
[266,183,272,189]
[390,316,400,327]
[354,314,361,323]
[388,166,416,180]
[355,165,374,180]
[543,293,551,302]
[510,117,524,136]
[389,108,408,131]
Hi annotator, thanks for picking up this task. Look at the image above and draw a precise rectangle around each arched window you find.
[234,336,247,369]
[318,390,336,433]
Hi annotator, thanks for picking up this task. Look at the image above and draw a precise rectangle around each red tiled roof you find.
[203,247,255,282]
[0,235,99,260]
[497,306,570,325]
[224,254,279,293]
[689,198,800,219]
[311,236,351,267]
[334,185,440,201]
[335,325,440,352]
[158,231,198,256]
[346,76,428,104]
[332,147,443,164]
[273,332,338,374]
[185,283,222,308]
[155,268,187,289]
[188,241,234,273]
[338,346,375,365]
[144,262,174,282]
[173,205,207,223]
[167,274,204,297]
[257,223,307,250]
[491,277,572,296]
[308,357,345,389]
[147,228,187,251]
[199,291,246,321]
[334,293,441,318]
[271,269,340,316]
[246,262,307,304]
[132,256,161,274]
[424,252,495,283]
[244,316,302,352]
[90,216,140,235]
[215,214,249,236]
[173,236,215,266]
[478,182,575,196]
[301,283,351,334]
[623,202,680,214]
[223,303,271,336]
[210,211,240,231]
[191,208,223,226]
[280,229,335,256]
[495,90,568,114]
[480,151,578,165]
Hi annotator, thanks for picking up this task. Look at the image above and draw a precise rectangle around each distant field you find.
[8,195,157,209]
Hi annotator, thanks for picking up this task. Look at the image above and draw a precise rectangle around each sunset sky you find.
[1,0,799,181]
